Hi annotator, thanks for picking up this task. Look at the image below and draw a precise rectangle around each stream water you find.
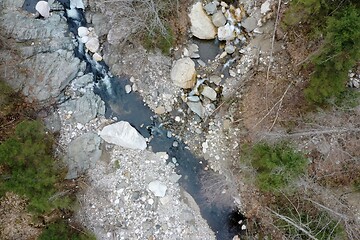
[23,1,246,239]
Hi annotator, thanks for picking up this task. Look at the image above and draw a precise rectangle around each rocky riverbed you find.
[0,0,282,239]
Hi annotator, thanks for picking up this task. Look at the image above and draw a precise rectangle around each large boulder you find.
[170,57,196,89]
[189,2,216,39]
[35,1,50,18]
[60,89,105,124]
[66,132,102,179]
[99,121,147,150]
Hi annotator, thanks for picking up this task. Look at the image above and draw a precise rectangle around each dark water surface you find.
[23,0,246,238]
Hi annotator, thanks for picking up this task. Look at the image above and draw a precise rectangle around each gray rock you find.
[189,2,216,39]
[148,180,167,197]
[171,58,196,89]
[66,132,102,179]
[187,101,205,118]
[187,95,200,102]
[204,2,217,15]
[43,111,62,133]
[201,86,217,101]
[210,75,222,85]
[169,173,182,183]
[242,17,258,32]
[60,90,105,124]
[0,6,77,103]
[261,0,271,15]
[212,11,226,27]
[225,44,236,54]
[100,121,147,150]
[107,20,133,45]
[21,50,81,102]
[72,74,93,89]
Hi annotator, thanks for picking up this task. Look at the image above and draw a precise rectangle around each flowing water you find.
[23,1,246,238]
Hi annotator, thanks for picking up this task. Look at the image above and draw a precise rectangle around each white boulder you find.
[70,0,84,9]
[99,121,147,150]
[170,57,196,89]
[77,26,89,37]
[148,180,167,197]
[35,1,50,18]
[217,23,235,41]
[189,2,216,39]
[92,52,102,62]
[85,37,100,53]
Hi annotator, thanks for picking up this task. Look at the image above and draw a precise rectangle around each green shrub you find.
[246,142,308,192]
[0,120,66,213]
[143,25,174,55]
[38,220,96,240]
[305,5,360,104]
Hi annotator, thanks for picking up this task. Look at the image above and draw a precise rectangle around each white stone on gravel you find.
[85,37,100,53]
[99,121,147,150]
[170,57,196,89]
[201,86,217,101]
[261,0,271,15]
[148,180,167,197]
[35,1,50,18]
[189,2,216,39]
[217,23,235,41]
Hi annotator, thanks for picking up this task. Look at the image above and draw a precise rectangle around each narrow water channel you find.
[23,1,246,239]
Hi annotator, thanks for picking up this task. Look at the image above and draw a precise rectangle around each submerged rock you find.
[100,121,147,150]
[170,57,196,89]
[189,2,216,39]
[35,1,50,18]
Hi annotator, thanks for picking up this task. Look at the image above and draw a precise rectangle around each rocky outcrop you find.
[170,57,196,89]
[60,90,105,124]
[66,132,102,179]
[99,121,147,150]
[0,2,79,104]
[189,2,216,40]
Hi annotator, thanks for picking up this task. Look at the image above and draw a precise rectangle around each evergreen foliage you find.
[246,142,308,192]
[305,5,360,104]
[284,1,360,104]
[0,120,66,213]
[38,220,96,240]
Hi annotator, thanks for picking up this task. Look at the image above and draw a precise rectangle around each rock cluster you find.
[78,26,103,61]
[348,70,360,88]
